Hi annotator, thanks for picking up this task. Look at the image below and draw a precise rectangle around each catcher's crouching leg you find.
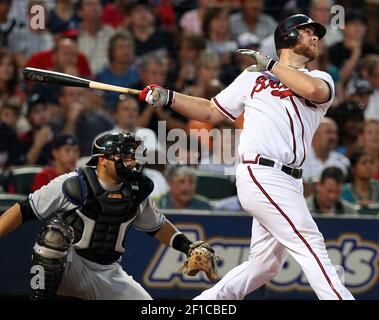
[30,218,74,300]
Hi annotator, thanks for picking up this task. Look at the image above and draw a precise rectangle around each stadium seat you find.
[0,193,27,214]
[195,171,236,200]
[9,166,44,195]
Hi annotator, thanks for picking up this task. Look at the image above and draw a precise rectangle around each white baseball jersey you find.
[212,68,335,167]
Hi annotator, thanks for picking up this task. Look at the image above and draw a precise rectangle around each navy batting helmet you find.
[274,14,326,53]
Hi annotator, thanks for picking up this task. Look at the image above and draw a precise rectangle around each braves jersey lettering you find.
[211,68,335,167]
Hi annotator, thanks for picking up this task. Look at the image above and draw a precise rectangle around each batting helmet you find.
[274,14,326,52]
[86,130,146,167]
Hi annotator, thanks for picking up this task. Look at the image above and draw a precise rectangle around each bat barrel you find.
[23,67,90,88]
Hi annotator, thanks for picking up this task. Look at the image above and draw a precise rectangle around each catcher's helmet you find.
[86,130,146,167]
[274,14,326,52]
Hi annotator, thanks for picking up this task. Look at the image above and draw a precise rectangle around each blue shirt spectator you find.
[96,65,139,111]
[95,31,140,111]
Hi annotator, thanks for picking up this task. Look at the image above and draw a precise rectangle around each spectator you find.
[155,0,176,32]
[308,0,343,47]
[0,0,24,48]
[166,134,201,166]
[113,94,163,153]
[302,117,350,196]
[49,86,114,156]
[48,0,80,34]
[229,0,277,41]
[78,0,115,74]
[183,49,222,99]
[198,120,238,175]
[27,35,92,106]
[102,0,129,29]
[327,100,364,157]
[8,0,54,67]
[171,33,206,91]
[31,134,80,192]
[0,48,25,106]
[26,31,92,77]
[179,0,210,35]
[156,165,212,209]
[0,99,21,131]
[345,78,374,110]
[0,112,24,169]
[19,94,54,166]
[127,0,175,61]
[96,31,139,111]
[306,167,357,215]
[363,56,379,121]
[135,54,188,134]
[360,119,379,180]
[184,50,224,147]
[221,31,260,86]
[203,7,237,67]
[341,149,379,215]
[328,9,379,83]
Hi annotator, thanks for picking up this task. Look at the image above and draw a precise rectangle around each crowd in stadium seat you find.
[0,0,378,216]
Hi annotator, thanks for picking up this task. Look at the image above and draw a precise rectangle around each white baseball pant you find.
[195,163,354,300]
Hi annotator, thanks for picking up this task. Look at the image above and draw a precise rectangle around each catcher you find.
[0,130,218,300]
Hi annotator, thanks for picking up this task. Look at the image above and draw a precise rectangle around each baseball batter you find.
[140,14,354,300]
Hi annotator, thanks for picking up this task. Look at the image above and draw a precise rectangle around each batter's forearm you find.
[171,93,225,124]
[272,63,330,102]
[0,204,23,239]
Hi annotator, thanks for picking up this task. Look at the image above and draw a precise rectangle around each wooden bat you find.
[23,67,141,96]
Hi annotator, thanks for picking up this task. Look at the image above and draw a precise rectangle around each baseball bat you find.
[23,67,141,96]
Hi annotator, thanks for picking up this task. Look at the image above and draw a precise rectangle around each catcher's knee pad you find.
[30,218,74,300]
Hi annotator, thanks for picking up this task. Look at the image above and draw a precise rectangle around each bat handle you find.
[122,88,141,96]
[89,81,141,96]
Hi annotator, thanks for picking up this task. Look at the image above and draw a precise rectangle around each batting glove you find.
[237,49,278,73]
[139,84,175,109]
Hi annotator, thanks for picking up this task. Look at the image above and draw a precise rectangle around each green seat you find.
[195,171,236,200]
[9,166,44,195]
[0,193,27,214]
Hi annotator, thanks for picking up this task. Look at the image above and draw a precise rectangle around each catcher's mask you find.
[86,130,147,180]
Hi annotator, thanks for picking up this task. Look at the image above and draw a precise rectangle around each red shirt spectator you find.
[156,0,176,31]
[102,3,128,28]
[26,50,92,79]
[32,167,58,192]
[31,134,80,191]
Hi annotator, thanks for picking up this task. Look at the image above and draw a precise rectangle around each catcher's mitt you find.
[178,241,219,282]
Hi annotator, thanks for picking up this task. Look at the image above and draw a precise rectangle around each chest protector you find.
[62,167,154,264]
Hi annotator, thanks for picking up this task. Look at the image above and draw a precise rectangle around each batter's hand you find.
[237,49,278,72]
[139,84,175,108]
